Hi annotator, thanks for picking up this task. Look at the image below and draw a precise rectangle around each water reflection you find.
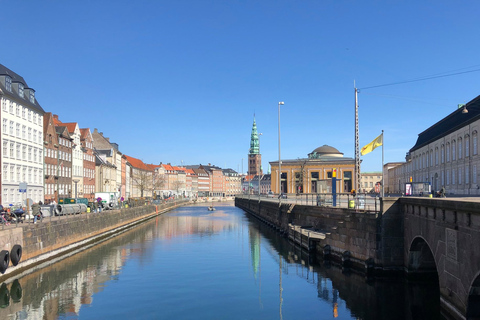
[0,204,442,319]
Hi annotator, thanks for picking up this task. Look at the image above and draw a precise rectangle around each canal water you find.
[0,203,443,319]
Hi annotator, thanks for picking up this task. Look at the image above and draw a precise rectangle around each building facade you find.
[0,64,45,206]
[388,96,480,196]
[270,145,356,194]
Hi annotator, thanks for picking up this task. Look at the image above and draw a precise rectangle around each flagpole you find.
[381,130,384,198]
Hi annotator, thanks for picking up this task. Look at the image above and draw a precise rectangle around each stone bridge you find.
[400,197,480,320]
[235,196,480,320]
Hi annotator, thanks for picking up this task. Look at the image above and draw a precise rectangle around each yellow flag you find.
[361,133,383,156]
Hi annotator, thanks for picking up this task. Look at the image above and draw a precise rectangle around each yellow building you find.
[270,145,356,194]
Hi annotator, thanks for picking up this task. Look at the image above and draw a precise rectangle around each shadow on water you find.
[245,213,442,320]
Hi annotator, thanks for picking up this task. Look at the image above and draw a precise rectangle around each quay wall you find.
[0,200,188,281]
[234,197,405,271]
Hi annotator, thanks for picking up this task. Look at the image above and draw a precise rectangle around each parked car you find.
[267,191,275,198]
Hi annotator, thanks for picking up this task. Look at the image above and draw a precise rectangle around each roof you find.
[0,64,44,114]
[309,145,343,157]
[63,122,78,134]
[161,164,174,171]
[124,155,152,171]
[410,95,480,152]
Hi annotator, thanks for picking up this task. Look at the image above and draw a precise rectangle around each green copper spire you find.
[249,117,260,154]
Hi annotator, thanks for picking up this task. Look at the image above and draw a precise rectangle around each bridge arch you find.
[407,236,438,277]
[467,272,480,318]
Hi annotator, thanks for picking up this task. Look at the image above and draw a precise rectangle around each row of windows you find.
[46,163,71,178]
[2,119,42,145]
[1,98,40,123]
[83,168,94,179]
[3,141,42,163]
[3,164,42,185]
[44,183,73,197]
[3,187,41,206]
[83,153,94,162]
[413,133,478,170]
[84,184,95,195]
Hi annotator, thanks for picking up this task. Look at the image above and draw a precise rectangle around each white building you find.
[0,64,44,206]
[388,96,480,196]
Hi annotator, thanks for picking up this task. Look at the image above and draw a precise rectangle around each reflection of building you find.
[270,145,356,194]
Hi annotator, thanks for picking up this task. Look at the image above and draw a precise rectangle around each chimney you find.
[53,114,59,120]
[94,128,98,133]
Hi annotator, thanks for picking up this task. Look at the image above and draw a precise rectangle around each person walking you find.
[31,202,41,224]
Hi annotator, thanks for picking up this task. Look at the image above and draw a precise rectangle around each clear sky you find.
[2,1,480,173]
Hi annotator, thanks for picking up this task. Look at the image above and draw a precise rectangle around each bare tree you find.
[152,172,167,198]
[131,168,153,198]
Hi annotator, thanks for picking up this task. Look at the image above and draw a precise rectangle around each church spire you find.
[249,117,260,155]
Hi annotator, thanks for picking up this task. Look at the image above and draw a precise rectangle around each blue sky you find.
[2,1,480,173]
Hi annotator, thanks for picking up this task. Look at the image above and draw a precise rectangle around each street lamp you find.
[258,133,263,197]
[278,101,284,202]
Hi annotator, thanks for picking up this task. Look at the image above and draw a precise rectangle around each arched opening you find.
[407,237,440,319]
[467,274,480,319]
[408,237,438,278]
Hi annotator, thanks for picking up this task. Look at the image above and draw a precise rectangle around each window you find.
[9,143,13,158]
[452,169,456,185]
[474,132,478,155]
[466,135,470,157]
[16,144,20,159]
[474,165,477,184]
[466,165,470,184]
[28,128,31,141]
[458,138,463,159]
[2,142,7,156]
[16,124,20,137]
[22,146,26,160]
[2,119,6,132]
[435,148,438,165]
[16,105,19,116]
[5,76,11,92]
[29,90,35,104]
[16,166,20,181]
[452,140,456,161]
[446,143,450,162]
[28,110,31,121]
[22,107,25,119]
[9,121,13,135]
[33,114,37,124]
[22,125,26,139]
[458,167,462,185]
[18,83,24,98]
[10,164,14,181]
[9,101,13,114]
[429,150,433,166]
[1,98,6,111]
[446,170,450,185]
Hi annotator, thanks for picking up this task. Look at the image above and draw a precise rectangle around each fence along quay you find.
[0,199,190,282]
[235,194,480,320]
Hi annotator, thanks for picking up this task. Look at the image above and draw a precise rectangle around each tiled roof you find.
[63,122,78,134]
[410,95,480,152]
[124,155,152,171]
[161,164,174,171]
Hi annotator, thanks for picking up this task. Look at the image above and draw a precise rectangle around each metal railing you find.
[237,192,381,212]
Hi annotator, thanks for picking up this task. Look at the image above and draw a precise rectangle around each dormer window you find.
[29,89,35,104]
[5,76,12,92]
[18,83,24,98]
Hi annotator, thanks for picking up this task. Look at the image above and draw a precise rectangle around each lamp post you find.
[278,101,284,203]
[258,133,263,197]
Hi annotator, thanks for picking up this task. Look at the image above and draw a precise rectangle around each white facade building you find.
[0,64,44,206]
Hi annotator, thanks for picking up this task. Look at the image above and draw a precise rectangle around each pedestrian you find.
[31,202,41,224]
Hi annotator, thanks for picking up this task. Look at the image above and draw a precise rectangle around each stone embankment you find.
[0,200,189,281]
[235,197,404,273]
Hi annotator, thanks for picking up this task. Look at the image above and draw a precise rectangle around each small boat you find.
[208,206,216,211]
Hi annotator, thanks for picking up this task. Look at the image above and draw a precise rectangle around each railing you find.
[236,192,381,212]
[0,198,191,230]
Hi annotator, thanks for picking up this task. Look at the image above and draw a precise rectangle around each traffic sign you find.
[19,182,27,193]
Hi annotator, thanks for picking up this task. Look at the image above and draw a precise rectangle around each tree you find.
[152,172,167,198]
[131,167,153,198]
